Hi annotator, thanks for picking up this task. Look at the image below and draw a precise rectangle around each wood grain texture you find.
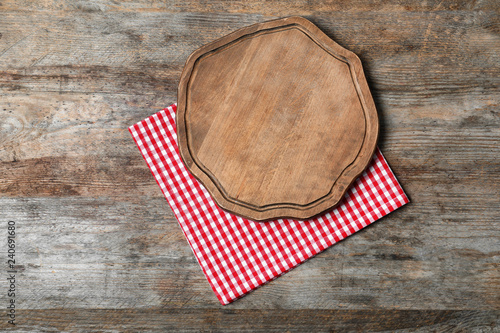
[177,16,378,220]
[0,0,499,331]
[2,309,499,332]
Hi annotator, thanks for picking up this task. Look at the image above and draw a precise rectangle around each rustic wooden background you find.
[1,0,499,332]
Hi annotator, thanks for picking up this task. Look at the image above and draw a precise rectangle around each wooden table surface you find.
[1,1,499,332]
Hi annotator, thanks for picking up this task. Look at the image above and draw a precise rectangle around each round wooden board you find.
[177,16,378,221]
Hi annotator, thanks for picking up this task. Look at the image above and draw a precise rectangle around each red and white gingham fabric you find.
[130,103,409,305]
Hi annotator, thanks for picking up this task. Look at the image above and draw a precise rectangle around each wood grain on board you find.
[177,16,378,220]
[0,0,498,331]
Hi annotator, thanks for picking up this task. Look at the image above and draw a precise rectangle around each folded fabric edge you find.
[375,149,410,205]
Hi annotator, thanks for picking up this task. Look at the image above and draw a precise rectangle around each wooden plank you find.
[2,122,498,201]
[1,11,498,92]
[0,309,498,332]
[1,196,497,310]
[1,0,498,13]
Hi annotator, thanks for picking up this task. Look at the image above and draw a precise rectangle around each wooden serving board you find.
[177,16,378,221]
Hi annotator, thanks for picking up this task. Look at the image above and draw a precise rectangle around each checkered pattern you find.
[129,103,409,305]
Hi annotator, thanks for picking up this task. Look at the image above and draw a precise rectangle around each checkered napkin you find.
[129,103,409,305]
